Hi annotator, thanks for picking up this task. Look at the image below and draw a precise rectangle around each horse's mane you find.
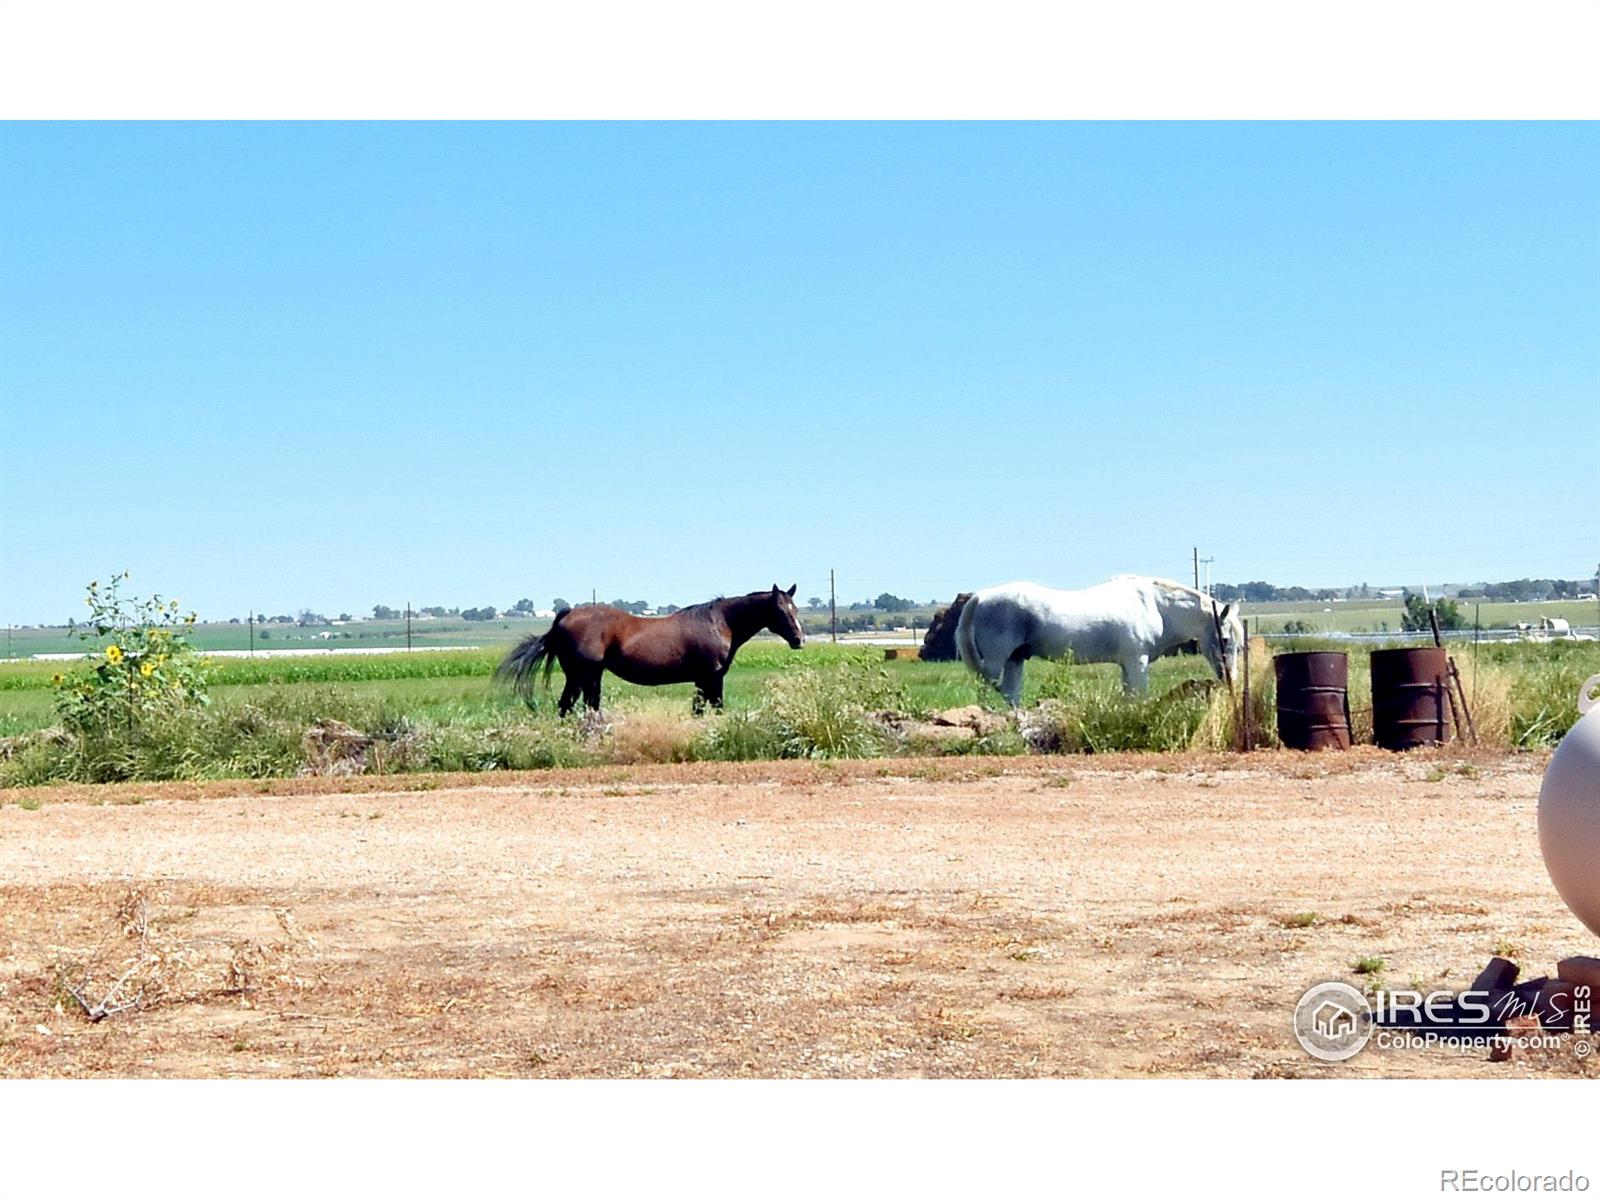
[674,597,727,625]
[675,590,778,625]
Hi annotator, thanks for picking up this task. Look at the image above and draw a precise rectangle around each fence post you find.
[1242,618,1252,751]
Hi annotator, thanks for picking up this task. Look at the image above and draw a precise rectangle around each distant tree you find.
[296,610,328,626]
[373,604,400,620]
[874,593,914,611]
[272,614,294,624]
[420,606,450,618]
[462,606,499,621]
[509,598,536,616]
[553,598,571,612]
[610,599,649,614]
[227,617,241,624]
[337,612,353,623]
[1283,618,1317,635]
[259,629,271,640]
[807,596,824,610]
[1436,597,1466,630]
[1400,593,1464,632]
[658,604,680,615]
[1485,579,1546,602]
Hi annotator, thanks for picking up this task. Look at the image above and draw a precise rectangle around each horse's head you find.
[767,583,805,649]
[1204,600,1244,684]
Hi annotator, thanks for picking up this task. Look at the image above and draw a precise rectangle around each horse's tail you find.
[955,593,984,677]
[495,609,567,704]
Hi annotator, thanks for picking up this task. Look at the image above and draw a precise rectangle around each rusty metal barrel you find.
[1274,651,1352,750]
[1370,647,1450,750]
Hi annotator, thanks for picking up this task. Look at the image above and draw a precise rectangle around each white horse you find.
[955,576,1243,705]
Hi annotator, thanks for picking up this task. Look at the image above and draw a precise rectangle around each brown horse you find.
[496,585,805,715]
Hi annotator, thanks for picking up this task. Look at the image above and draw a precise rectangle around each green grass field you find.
[3,640,1600,790]
[0,615,543,658]
[1241,597,1600,635]
[4,597,1593,661]
[0,642,1020,739]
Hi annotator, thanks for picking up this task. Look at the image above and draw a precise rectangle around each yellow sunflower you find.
[106,644,124,664]
[140,661,156,677]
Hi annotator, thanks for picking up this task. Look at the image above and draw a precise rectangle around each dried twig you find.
[54,888,305,1024]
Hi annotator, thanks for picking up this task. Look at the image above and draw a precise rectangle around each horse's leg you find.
[999,656,1026,708]
[581,668,603,713]
[969,617,1012,697]
[553,644,582,715]
[695,672,725,713]
[1120,654,1151,695]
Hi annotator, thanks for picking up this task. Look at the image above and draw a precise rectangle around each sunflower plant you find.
[56,572,210,738]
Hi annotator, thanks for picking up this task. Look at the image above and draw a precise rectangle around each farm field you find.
[0,641,1222,737]
[1,750,1593,1079]
[0,643,984,740]
[4,598,1596,661]
[0,616,536,659]
[1243,597,1600,635]
[3,639,1598,781]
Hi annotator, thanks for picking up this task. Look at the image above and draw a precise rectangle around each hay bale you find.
[921,593,972,662]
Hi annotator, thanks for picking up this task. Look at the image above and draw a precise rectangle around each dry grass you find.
[1454,658,1515,747]
[604,714,702,764]
[47,886,313,1024]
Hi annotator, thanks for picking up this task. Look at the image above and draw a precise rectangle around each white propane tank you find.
[1539,674,1600,938]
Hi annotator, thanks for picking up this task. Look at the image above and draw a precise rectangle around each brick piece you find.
[1471,956,1521,993]
[1556,956,1600,990]
[1489,1014,1541,1062]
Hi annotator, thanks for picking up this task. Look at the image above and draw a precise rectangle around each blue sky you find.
[2,122,1596,622]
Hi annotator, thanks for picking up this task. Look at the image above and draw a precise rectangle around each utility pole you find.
[1200,556,1215,596]
[248,611,255,655]
[406,602,413,651]
[829,569,837,644]
[1193,547,1199,591]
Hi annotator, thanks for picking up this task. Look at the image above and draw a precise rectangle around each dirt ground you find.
[2,749,1595,1078]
